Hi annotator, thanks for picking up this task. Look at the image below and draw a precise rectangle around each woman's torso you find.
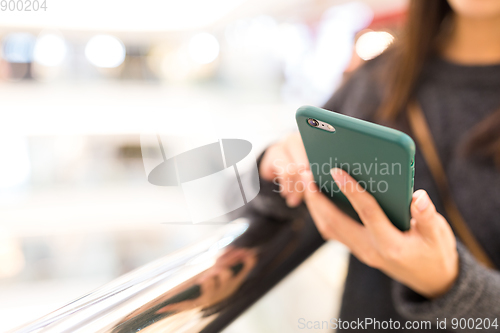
[322,55,500,331]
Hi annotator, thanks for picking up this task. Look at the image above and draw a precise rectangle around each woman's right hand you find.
[259,132,309,207]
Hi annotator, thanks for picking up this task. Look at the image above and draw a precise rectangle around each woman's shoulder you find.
[322,52,390,120]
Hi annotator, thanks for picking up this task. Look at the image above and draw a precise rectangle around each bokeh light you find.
[85,35,126,68]
[355,30,394,61]
[33,33,67,67]
[188,33,220,64]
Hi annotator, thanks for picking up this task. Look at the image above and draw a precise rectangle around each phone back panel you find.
[296,105,415,231]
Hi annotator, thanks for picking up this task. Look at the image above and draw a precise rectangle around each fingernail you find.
[415,191,429,212]
[331,168,346,187]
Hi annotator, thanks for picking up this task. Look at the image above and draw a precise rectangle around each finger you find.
[304,183,372,255]
[259,143,288,181]
[331,168,401,244]
[410,190,448,239]
[285,133,310,173]
[261,143,305,207]
[281,134,310,206]
[280,150,305,207]
[260,145,294,196]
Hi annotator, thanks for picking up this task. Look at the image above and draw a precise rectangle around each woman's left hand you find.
[303,168,459,299]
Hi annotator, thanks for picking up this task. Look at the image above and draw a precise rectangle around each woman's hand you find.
[304,168,459,299]
[260,132,309,207]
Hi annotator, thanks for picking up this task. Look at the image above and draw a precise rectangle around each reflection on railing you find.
[10,210,324,333]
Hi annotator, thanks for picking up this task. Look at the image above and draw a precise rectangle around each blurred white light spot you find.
[85,35,126,68]
[33,34,67,67]
[355,31,394,61]
[188,33,219,64]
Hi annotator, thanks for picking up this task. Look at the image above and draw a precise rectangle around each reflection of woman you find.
[111,247,256,333]
[258,0,500,331]
[110,212,308,333]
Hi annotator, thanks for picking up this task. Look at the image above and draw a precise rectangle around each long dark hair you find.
[376,0,500,167]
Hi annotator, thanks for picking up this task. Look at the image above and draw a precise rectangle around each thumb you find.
[410,189,443,238]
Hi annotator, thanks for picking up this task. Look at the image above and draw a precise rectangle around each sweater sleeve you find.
[392,242,500,332]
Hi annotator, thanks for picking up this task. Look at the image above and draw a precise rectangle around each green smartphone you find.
[296,105,415,231]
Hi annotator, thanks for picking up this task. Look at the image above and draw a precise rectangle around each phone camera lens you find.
[308,118,319,127]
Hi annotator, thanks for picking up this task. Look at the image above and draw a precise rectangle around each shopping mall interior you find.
[0,0,406,331]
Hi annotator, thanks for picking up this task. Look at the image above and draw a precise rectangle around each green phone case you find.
[296,105,415,231]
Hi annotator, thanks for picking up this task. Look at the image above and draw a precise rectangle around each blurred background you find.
[0,0,406,331]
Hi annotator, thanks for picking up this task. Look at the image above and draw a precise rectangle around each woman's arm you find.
[302,167,500,331]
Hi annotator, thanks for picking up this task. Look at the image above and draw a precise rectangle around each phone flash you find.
[327,125,334,130]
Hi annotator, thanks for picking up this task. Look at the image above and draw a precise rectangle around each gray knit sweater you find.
[252,55,500,332]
